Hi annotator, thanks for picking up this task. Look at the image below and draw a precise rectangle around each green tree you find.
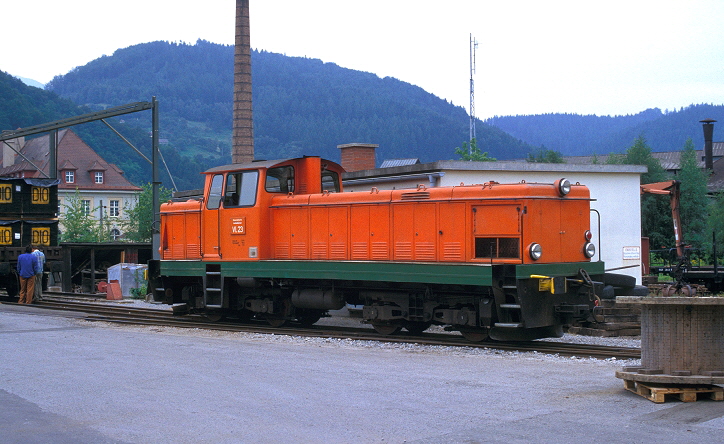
[454,138,496,162]
[707,193,724,259]
[123,183,173,242]
[605,152,624,164]
[622,135,671,250]
[626,135,668,184]
[678,138,710,250]
[526,147,565,163]
[60,188,101,242]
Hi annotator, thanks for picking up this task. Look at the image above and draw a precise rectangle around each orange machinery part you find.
[160,157,593,266]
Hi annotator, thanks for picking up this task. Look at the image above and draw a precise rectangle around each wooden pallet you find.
[624,380,724,403]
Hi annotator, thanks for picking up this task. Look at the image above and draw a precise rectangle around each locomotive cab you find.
[161,156,345,262]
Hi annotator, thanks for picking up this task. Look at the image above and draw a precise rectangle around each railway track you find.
[10,296,641,360]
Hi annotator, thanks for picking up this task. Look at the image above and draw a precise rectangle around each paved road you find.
[2,304,724,443]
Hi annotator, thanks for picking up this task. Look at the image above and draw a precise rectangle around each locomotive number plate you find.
[231,217,246,235]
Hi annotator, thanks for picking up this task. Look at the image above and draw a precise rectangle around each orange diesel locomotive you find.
[151,156,627,341]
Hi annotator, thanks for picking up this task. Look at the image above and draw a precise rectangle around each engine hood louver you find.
[400,192,430,200]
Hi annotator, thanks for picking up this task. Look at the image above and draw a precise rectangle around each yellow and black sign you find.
[31,186,50,204]
[0,184,12,203]
[0,227,12,245]
[31,227,51,246]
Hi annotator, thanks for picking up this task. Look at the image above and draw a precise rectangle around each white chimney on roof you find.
[2,137,23,168]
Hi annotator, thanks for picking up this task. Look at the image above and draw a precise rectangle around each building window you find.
[82,200,91,216]
[65,171,74,183]
[110,228,121,241]
[95,172,104,184]
[109,200,120,217]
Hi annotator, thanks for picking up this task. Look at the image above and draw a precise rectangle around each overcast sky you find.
[4,0,724,119]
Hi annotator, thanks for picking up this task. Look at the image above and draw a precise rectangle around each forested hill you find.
[0,69,185,189]
[45,40,532,180]
[487,104,724,155]
[0,70,81,130]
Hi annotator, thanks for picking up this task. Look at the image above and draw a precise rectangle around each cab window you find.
[206,174,224,210]
[224,171,259,207]
[265,166,295,193]
[322,170,340,193]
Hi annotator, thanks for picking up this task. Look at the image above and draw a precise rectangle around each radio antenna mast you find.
[469,33,478,156]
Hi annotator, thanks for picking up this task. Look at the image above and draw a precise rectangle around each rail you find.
[6,297,641,360]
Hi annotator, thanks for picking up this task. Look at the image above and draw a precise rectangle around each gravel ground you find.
[5,303,724,443]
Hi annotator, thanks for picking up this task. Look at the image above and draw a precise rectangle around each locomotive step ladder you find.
[495,303,523,328]
[203,264,223,309]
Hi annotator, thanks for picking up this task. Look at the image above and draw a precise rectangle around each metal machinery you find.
[150,156,633,341]
[640,180,693,295]
[0,178,61,297]
[0,101,160,298]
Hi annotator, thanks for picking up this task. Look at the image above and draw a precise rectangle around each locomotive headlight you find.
[529,243,542,260]
[584,230,593,241]
[555,178,571,196]
[584,242,596,258]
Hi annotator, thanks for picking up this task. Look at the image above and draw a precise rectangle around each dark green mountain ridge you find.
[487,104,724,156]
[45,40,532,189]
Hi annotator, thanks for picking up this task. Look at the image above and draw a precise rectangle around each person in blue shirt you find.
[17,245,40,304]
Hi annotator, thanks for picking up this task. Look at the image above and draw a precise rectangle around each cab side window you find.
[224,171,259,207]
[265,166,294,193]
[206,174,224,210]
[322,170,340,193]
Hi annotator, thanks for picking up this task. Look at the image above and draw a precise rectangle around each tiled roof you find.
[58,159,78,170]
[87,160,107,171]
[0,129,141,192]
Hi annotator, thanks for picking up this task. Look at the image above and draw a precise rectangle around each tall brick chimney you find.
[232,0,254,164]
[338,143,378,172]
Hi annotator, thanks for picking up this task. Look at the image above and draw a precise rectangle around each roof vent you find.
[401,192,430,200]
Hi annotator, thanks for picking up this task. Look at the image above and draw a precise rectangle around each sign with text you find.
[231,217,246,235]
[623,246,640,260]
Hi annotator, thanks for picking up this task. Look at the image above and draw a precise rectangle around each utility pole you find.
[469,33,478,157]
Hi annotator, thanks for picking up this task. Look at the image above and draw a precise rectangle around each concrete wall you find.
[343,161,645,284]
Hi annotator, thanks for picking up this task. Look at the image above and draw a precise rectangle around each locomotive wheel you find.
[372,323,402,335]
[204,313,224,322]
[405,321,432,335]
[460,329,489,342]
[266,316,287,327]
[297,310,323,327]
